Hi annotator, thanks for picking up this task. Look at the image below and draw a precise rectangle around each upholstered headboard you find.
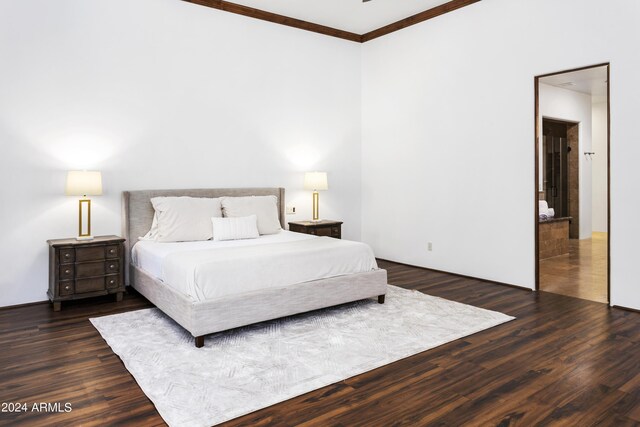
[121,187,285,285]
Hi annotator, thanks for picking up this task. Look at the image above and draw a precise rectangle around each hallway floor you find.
[540,232,608,303]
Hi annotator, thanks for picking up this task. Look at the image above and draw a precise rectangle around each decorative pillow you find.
[221,196,282,235]
[212,215,259,241]
[150,196,222,242]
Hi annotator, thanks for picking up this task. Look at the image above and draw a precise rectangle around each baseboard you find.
[0,299,50,311]
[376,258,533,292]
[612,305,640,314]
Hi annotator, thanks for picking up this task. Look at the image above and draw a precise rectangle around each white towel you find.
[539,200,549,214]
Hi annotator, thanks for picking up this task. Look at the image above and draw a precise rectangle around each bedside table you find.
[47,235,126,311]
[288,220,343,239]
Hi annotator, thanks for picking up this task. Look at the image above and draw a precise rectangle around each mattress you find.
[132,231,379,302]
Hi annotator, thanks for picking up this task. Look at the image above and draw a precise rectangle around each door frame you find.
[534,62,611,304]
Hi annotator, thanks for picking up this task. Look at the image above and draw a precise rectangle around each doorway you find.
[534,63,610,303]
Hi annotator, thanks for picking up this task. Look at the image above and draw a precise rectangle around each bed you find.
[121,188,388,347]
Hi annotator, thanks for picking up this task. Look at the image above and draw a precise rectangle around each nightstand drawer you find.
[76,246,106,262]
[75,277,106,294]
[315,227,333,237]
[105,245,119,258]
[59,248,75,263]
[106,260,119,274]
[59,265,74,280]
[76,261,105,278]
[59,281,74,296]
[106,275,120,289]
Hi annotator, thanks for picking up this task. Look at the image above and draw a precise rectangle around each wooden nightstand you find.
[47,235,126,311]
[288,220,343,239]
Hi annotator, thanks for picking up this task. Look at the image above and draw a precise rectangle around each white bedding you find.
[132,231,378,302]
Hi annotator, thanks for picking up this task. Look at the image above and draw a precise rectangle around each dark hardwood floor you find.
[1,260,639,426]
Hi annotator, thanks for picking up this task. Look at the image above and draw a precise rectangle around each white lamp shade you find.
[303,172,328,191]
[65,171,103,196]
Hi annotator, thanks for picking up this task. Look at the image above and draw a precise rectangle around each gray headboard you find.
[121,187,285,285]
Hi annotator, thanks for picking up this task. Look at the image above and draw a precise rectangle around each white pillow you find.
[221,196,282,235]
[139,213,159,241]
[212,215,259,241]
[150,196,222,242]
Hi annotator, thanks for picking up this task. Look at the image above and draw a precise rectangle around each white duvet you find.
[132,231,378,302]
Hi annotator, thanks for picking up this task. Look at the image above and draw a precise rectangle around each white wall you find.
[538,83,592,240]
[2,0,638,310]
[0,0,362,307]
[361,0,640,309]
[592,101,608,232]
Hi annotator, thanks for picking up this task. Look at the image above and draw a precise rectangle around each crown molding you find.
[182,0,362,42]
[361,0,481,42]
[182,0,481,43]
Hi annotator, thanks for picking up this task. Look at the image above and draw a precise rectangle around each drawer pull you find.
[64,253,71,258]
[65,269,71,274]
[109,264,115,269]
[109,279,115,285]
[109,249,115,254]
[64,285,70,291]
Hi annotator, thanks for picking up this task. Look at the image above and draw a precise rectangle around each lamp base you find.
[77,198,94,241]
[312,191,320,221]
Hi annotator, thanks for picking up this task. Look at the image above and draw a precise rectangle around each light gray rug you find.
[90,285,514,427]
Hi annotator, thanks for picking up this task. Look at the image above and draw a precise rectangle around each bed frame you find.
[121,188,388,347]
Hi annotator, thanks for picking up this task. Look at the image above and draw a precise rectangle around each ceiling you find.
[226,0,456,34]
[541,66,608,98]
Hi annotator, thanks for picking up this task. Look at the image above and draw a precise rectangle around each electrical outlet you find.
[286,205,296,215]
[427,242,433,251]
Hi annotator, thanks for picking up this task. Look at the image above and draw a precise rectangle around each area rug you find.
[90,285,514,427]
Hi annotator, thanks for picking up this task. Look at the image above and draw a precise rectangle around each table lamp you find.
[65,170,102,240]
[303,172,328,221]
